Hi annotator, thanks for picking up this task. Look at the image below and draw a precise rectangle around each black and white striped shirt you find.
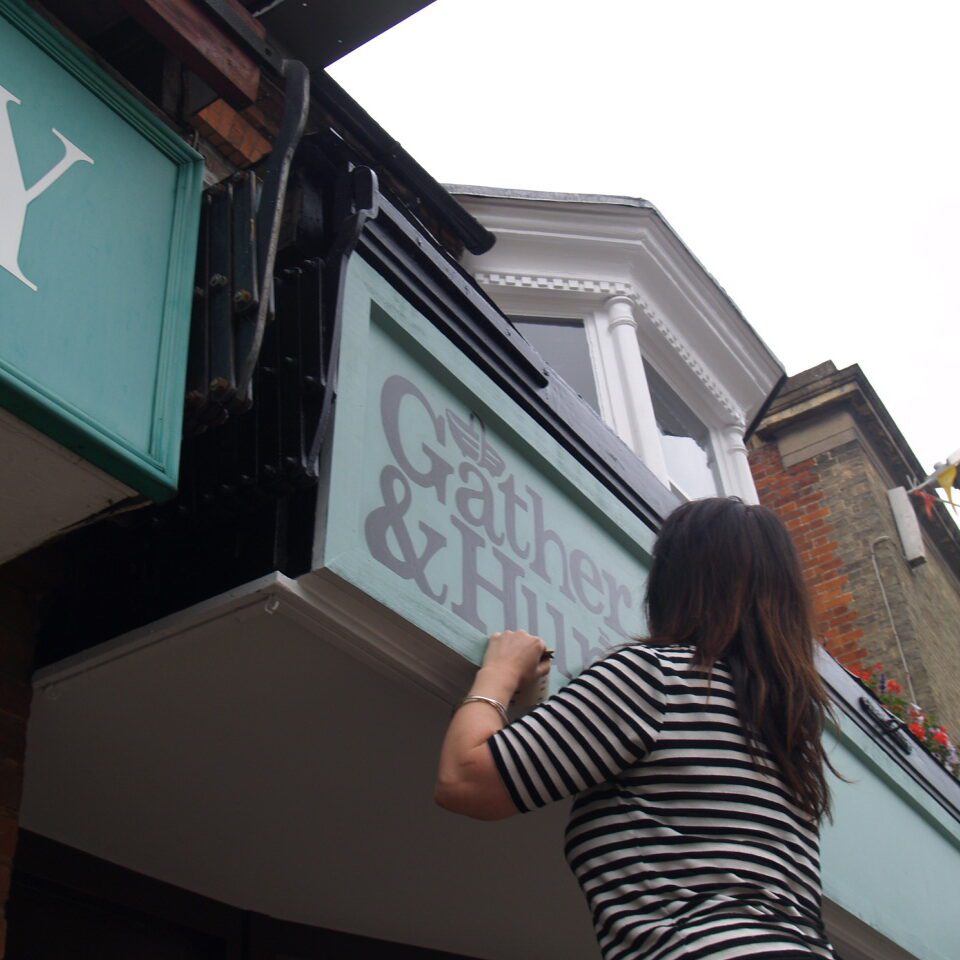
[488,644,835,960]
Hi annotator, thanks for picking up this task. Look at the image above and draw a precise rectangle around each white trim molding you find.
[475,271,635,299]
[454,189,784,503]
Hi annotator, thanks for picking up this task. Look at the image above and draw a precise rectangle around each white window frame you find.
[508,310,608,421]
[640,352,726,501]
[476,279,758,503]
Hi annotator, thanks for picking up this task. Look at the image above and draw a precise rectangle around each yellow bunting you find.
[937,464,958,511]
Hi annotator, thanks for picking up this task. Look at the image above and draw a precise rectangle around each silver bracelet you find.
[460,695,510,726]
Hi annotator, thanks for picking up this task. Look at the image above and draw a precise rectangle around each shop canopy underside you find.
[23,574,957,960]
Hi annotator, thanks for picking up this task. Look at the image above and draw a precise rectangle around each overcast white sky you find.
[328,0,959,477]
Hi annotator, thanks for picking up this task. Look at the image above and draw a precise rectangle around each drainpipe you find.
[870,535,918,705]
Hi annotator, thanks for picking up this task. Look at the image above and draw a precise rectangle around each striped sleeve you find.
[488,646,667,812]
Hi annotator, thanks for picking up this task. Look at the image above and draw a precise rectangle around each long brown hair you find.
[644,497,835,822]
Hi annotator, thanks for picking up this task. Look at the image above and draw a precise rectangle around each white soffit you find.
[24,570,913,960]
[0,406,136,565]
[450,188,785,426]
[24,572,599,960]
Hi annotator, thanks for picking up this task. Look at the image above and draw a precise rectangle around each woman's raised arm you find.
[434,630,549,820]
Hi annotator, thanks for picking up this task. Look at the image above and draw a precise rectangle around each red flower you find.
[909,722,926,740]
[887,679,902,695]
[873,663,885,673]
[933,730,950,748]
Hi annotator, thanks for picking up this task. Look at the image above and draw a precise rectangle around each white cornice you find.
[475,271,741,423]
[474,272,634,298]
[458,193,785,426]
[634,298,741,423]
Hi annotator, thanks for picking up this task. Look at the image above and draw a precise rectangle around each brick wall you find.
[0,570,38,960]
[750,434,960,735]
[849,439,960,727]
[749,440,868,667]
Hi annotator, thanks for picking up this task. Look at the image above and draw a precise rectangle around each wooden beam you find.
[190,98,271,167]
[118,0,264,108]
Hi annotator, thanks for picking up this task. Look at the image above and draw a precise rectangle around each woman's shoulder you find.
[617,642,733,679]
[595,642,702,679]
[587,643,736,706]
[629,641,699,661]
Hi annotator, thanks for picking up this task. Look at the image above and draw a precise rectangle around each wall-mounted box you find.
[888,485,926,567]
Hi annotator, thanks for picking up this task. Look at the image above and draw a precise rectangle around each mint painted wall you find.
[823,715,960,960]
[1,14,176,448]
[0,1,202,499]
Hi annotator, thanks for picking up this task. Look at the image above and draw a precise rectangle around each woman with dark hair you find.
[435,497,837,959]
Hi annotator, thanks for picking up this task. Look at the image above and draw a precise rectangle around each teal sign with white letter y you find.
[0,83,94,291]
[0,0,203,500]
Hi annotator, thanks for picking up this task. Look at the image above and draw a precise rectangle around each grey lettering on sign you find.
[363,374,639,677]
[364,464,448,603]
[380,375,453,503]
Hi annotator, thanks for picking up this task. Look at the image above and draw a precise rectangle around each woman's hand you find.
[435,629,551,821]
[481,629,551,693]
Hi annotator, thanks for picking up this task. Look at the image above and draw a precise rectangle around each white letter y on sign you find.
[0,84,94,292]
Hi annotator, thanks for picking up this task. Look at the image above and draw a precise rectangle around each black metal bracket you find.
[232,57,310,411]
[194,1,495,258]
[306,165,381,470]
[858,696,913,755]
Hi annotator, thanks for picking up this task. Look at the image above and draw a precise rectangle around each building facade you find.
[0,4,958,960]
[750,360,960,739]
[449,186,782,506]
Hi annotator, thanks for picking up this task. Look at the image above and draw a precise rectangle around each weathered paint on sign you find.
[0,0,202,500]
[321,256,657,688]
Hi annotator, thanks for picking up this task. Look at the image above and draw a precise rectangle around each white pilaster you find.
[718,418,758,503]
[603,295,671,486]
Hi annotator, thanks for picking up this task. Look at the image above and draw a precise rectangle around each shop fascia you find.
[26,147,960,960]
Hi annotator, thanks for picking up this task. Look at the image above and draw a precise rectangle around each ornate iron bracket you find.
[858,696,913,756]
[232,57,310,410]
[306,164,380,472]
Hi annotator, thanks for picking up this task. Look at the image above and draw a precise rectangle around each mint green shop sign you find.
[0,0,202,500]
[321,256,657,687]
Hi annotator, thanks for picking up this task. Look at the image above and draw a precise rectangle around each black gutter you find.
[310,73,495,255]
[744,370,788,442]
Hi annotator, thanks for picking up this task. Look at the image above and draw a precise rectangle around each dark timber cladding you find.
[117,0,266,107]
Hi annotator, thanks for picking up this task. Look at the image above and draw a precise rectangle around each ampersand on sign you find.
[364,464,449,603]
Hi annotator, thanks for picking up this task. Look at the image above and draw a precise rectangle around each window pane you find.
[511,317,599,413]
[643,360,722,499]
